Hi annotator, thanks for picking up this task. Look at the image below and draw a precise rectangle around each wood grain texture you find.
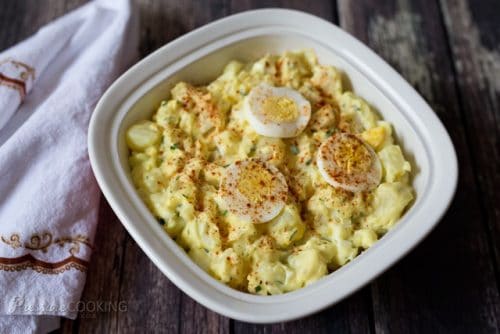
[0,0,85,51]
[73,199,128,333]
[228,0,338,20]
[440,0,500,292]
[115,235,182,333]
[338,0,500,333]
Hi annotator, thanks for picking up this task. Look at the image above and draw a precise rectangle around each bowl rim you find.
[88,8,458,323]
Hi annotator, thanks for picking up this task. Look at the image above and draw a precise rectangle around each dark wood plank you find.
[440,0,500,289]
[228,0,338,21]
[115,235,182,333]
[179,295,231,334]
[232,288,373,334]
[70,199,128,334]
[0,0,85,51]
[137,0,230,59]
[229,1,374,333]
[338,0,500,333]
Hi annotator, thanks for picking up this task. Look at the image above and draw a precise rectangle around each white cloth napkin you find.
[0,1,138,332]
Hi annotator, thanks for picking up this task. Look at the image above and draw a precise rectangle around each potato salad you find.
[126,50,414,295]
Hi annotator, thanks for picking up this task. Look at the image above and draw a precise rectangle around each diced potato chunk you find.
[378,145,412,182]
[126,121,161,151]
[364,182,414,232]
[268,205,306,248]
[340,92,378,130]
[310,104,339,132]
[352,229,378,249]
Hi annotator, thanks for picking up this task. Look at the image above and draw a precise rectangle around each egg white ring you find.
[219,159,288,223]
[317,133,382,192]
[244,84,311,138]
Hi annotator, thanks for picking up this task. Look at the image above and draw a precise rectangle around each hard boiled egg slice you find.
[317,133,382,192]
[244,83,311,138]
[219,159,288,223]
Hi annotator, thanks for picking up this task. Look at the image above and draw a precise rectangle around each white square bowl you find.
[88,9,457,323]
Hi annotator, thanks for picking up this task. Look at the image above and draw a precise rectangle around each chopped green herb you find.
[255,285,262,292]
[160,100,167,106]
[326,129,334,137]
[204,248,209,253]
[158,218,166,226]
[221,210,228,216]
[274,280,284,285]
[181,194,188,198]
[305,158,312,166]
[223,164,230,168]
[249,144,257,155]
[170,143,180,150]
[289,229,298,241]
[290,145,299,155]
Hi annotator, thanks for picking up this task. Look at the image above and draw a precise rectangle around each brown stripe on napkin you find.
[0,73,27,99]
[0,58,36,100]
[0,254,89,274]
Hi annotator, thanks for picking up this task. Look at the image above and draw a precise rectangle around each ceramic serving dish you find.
[88,9,458,323]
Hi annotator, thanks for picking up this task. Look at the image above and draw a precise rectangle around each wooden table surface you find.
[1,0,499,333]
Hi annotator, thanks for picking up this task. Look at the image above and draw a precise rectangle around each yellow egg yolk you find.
[333,136,372,174]
[236,161,276,204]
[262,96,299,122]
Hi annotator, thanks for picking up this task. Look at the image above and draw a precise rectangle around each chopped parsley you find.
[255,285,262,292]
[170,143,180,150]
[290,145,299,155]
[305,158,312,166]
[158,218,166,226]
[160,100,167,106]
[326,128,334,137]
[221,210,228,216]
[249,144,257,155]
